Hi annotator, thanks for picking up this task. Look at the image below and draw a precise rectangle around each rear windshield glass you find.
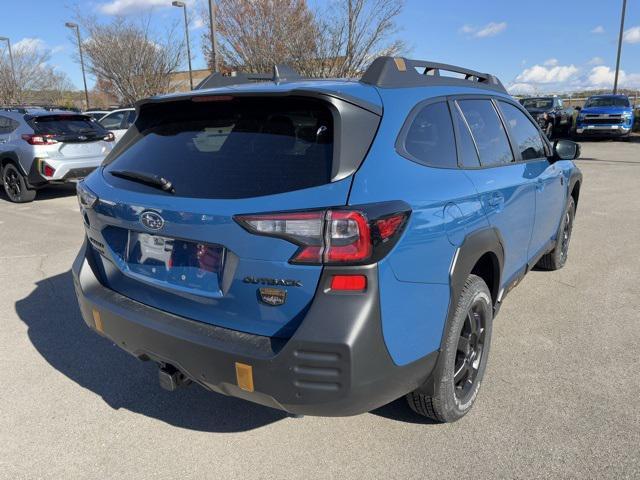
[29,115,107,140]
[521,98,553,110]
[584,96,630,108]
[104,97,334,199]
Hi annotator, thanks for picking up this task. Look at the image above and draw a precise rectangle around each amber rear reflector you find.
[394,57,407,71]
[92,309,104,333]
[235,362,254,392]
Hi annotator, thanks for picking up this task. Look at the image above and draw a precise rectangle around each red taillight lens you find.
[21,134,58,145]
[375,214,406,240]
[104,131,115,142]
[235,203,410,265]
[330,275,367,291]
[324,211,371,263]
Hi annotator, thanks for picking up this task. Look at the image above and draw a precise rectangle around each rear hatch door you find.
[85,93,380,338]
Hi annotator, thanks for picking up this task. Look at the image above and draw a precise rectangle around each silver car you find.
[0,108,114,202]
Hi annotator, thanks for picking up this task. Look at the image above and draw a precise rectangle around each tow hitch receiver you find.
[158,364,192,391]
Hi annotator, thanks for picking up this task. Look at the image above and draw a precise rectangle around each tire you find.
[2,163,36,203]
[537,196,576,271]
[406,274,493,422]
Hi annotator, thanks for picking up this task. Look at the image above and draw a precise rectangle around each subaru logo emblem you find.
[140,211,164,230]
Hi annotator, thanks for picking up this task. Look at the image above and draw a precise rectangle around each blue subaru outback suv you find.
[72,57,582,422]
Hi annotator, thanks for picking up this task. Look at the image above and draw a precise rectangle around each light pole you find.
[613,0,627,94]
[208,0,218,72]
[65,22,90,109]
[172,1,193,90]
[0,36,17,103]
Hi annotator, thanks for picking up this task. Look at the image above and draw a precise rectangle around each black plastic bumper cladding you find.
[73,240,437,416]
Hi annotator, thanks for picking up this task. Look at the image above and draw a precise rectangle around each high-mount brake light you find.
[192,95,234,103]
[21,134,58,145]
[235,203,410,265]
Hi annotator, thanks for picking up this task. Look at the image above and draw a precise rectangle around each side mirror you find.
[553,139,580,161]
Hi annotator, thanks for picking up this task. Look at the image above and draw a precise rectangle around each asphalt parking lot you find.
[1,139,639,479]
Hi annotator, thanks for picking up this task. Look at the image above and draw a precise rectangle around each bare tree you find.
[200,0,404,78]
[316,0,405,77]
[76,15,184,105]
[0,40,73,104]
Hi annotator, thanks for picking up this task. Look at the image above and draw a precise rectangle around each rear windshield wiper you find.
[109,170,175,193]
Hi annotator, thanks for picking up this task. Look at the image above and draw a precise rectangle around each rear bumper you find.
[28,157,102,187]
[72,240,437,416]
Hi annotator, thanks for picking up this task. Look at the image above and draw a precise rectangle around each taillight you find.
[21,134,58,145]
[103,131,115,142]
[235,202,410,265]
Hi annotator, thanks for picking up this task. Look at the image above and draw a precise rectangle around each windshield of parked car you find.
[584,96,630,108]
[521,98,553,110]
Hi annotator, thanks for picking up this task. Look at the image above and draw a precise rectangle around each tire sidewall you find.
[2,163,35,203]
[436,276,493,421]
[553,197,576,268]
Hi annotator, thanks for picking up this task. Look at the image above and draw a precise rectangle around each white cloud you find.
[460,22,507,38]
[508,83,537,95]
[543,58,559,67]
[591,25,605,34]
[99,0,194,15]
[13,37,47,53]
[623,26,640,44]
[587,66,640,88]
[191,17,205,30]
[587,56,604,65]
[515,64,579,84]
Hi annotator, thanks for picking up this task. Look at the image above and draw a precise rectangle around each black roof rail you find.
[360,56,507,93]
[196,64,303,90]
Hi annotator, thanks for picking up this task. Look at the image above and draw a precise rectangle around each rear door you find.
[496,100,566,260]
[84,94,380,338]
[455,97,537,286]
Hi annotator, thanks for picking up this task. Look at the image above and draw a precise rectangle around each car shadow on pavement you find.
[0,184,77,204]
[15,270,288,433]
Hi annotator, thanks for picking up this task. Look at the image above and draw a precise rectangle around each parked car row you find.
[519,93,636,140]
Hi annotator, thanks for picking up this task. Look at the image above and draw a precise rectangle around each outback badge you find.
[259,287,287,306]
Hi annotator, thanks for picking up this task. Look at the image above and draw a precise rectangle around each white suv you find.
[0,108,114,203]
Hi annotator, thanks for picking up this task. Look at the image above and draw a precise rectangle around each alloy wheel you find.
[454,299,487,402]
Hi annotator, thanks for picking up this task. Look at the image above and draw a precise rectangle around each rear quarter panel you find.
[349,86,494,365]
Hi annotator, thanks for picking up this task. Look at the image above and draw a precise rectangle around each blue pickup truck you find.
[575,94,634,139]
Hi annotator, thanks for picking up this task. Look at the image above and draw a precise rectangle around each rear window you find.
[104,97,334,199]
[29,115,107,141]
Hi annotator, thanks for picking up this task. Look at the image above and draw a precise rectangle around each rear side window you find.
[100,111,126,129]
[0,115,19,134]
[498,102,546,160]
[403,101,457,168]
[29,115,107,140]
[457,99,514,167]
[452,105,480,168]
[104,97,334,199]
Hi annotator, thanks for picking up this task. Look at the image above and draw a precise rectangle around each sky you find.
[1,0,639,94]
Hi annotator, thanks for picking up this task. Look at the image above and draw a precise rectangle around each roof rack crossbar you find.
[360,56,507,93]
